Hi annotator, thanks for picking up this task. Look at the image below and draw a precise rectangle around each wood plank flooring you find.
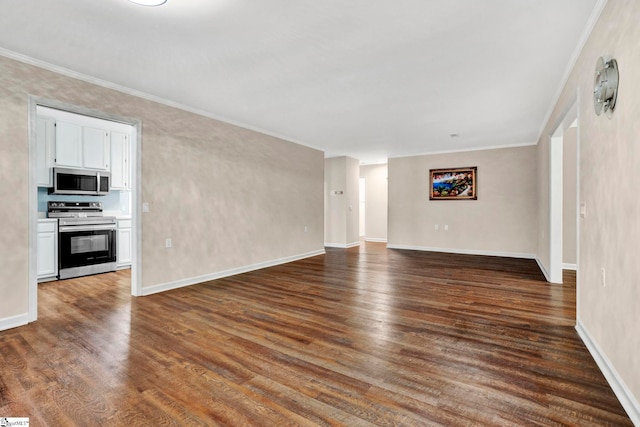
[0,243,632,426]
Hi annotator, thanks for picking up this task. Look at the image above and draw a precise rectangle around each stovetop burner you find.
[48,201,116,225]
[48,201,104,218]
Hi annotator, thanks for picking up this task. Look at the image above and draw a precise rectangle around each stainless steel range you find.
[48,201,117,279]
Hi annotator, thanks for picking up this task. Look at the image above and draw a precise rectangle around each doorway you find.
[359,177,366,237]
[28,96,142,322]
[549,100,578,285]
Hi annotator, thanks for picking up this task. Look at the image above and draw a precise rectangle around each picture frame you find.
[429,166,477,200]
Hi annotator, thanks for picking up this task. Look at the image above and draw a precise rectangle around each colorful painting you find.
[429,167,477,200]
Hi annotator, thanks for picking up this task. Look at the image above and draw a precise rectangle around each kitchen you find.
[35,105,134,285]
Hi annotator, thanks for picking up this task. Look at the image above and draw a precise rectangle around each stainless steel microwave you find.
[51,167,110,196]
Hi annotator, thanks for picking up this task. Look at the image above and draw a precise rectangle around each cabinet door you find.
[37,232,57,278]
[83,127,110,170]
[110,131,129,190]
[55,121,82,167]
[117,227,132,266]
[36,117,55,186]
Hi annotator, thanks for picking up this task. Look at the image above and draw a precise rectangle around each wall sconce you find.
[593,57,619,118]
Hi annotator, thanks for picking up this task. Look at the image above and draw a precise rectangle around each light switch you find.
[142,202,149,213]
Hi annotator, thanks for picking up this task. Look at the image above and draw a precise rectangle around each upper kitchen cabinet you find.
[36,116,56,187]
[110,131,130,190]
[55,121,82,167]
[55,121,110,171]
[83,126,110,170]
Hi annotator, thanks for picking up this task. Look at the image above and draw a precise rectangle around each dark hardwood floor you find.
[0,243,632,426]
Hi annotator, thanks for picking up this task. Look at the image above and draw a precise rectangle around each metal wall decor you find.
[593,57,619,118]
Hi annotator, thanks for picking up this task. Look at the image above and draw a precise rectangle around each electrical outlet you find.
[142,202,149,213]
[434,224,439,231]
[444,225,449,231]
[304,226,308,233]
[166,238,172,248]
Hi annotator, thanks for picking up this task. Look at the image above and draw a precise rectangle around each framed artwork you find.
[429,167,477,200]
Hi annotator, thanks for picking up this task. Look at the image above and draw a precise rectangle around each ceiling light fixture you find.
[128,0,167,6]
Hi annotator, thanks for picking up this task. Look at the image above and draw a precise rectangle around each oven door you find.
[59,224,116,271]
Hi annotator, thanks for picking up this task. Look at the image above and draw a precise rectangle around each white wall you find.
[360,164,388,242]
[536,0,640,419]
[324,156,360,247]
[388,145,538,257]
[324,157,347,245]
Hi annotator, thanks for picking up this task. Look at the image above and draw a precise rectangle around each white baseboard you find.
[365,238,388,243]
[563,263,577,271]
[142,249,325,296]
[536,257,551,282]
[576,320,640,426]
[0,313,29,332]
[386,244,535,260]
[324,242,360,248]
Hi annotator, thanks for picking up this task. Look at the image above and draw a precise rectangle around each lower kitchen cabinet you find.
[37,219,58,281]
[117,218,132,268]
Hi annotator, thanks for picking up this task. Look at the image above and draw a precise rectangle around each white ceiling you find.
[0,0,600,163]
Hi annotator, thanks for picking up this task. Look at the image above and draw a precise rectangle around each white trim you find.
[535,257,552,282]
[562,263,577,271]
[0,47,322,155]
[324,242,361,248]
[0,313,29,332]
[535,0,608,144]
[386,244,535,260]
[324,243,345,248]
[389,141,537,160]
[364,238,388,243]
[549,134,564,284]
[575,89,582,321]
[576,320,640,426]
[141,249,325,296]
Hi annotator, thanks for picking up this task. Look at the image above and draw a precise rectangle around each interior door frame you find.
[28,96,143,322]
[548,98,578,285]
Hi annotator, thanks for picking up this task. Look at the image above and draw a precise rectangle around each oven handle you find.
[59,225,117,233]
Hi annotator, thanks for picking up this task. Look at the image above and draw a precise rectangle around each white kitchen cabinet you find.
[37,219,58,281]
[110,131,129,190]
[117,218,132,268]
[36,116,56,187]
[54,120,110,170]
[83,126,110,170]
[55,121,82,168]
